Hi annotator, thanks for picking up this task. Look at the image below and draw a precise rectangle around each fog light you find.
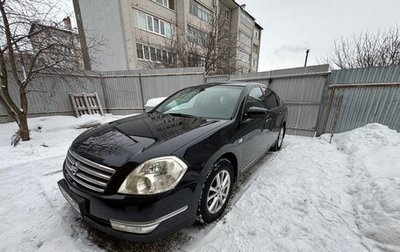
[110,220,160,234]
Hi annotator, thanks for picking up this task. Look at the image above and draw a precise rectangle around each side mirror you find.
[246,107,269,118]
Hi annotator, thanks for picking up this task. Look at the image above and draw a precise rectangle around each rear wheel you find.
[271,125,285,151]
[198,159,234,223]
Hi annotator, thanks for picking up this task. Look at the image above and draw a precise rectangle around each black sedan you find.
[58,82,288,242]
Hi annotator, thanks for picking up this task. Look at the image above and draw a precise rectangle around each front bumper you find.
[58,179,198,242]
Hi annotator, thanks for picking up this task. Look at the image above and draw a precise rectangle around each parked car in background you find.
[144,97,167,112]
[58,82,288,242]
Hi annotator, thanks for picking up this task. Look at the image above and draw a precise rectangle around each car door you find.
[263,88,282,148]
[238,86,270,170]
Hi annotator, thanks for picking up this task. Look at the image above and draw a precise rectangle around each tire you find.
[271,125,285,151]
[198,158,234,223]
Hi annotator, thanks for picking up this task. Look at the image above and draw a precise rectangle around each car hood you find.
[71,113,228,168]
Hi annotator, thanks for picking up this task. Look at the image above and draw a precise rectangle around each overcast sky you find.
[238,0,400,71]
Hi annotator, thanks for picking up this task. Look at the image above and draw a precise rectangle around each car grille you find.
[64,150,115,193]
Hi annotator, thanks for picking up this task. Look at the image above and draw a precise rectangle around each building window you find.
[137,11,173,38]
[189,53,205,67]
[188,25,209,46]
[165,22,172,37]
[190,0,213,22]
[240,11,253,28]
[152,0,175,10]
[150,47,156,61]
[137,43,174,63]
[253,45,258,54]
[137,44,144,59]
[153,0,167,7]
[160,21,165,35]
[239,31,251,47]
[154,18,161,33]
[237,50,250,63]
[138,11,147,29]
[156,48,162,61]
[223,7,231,20]
[254,29,260,40]
[143,45,150,60]
[147,15,153,31]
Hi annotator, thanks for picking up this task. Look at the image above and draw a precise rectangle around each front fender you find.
[175,121,240,184]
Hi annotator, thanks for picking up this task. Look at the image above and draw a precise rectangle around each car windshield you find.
[155,85,244,119]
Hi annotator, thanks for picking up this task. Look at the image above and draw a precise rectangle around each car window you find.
[274,92,281,107]
[265,89,279,109]
[245,87,267,111]
[155,86,244,119]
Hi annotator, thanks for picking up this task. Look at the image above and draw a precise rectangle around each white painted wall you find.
[79,0,129,71]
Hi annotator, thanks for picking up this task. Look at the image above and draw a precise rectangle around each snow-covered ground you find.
[0,115,399,252]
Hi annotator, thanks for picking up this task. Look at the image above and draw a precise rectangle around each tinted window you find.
[245,87,267,111]
[274,93,281,106]
[265,90,278,109]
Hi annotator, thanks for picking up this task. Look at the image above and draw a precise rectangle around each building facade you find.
[77,0,262,73]
[29,18,84,70]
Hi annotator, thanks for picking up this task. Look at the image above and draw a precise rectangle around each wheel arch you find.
[218,152,238,182]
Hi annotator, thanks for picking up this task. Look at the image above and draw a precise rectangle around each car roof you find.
[198,81,267,88]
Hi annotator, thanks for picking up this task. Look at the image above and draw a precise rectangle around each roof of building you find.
[28,22,77,38]
[232,1,264,30]
[255,22,263,30]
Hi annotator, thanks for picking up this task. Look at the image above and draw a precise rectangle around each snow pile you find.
[334,124,400,251]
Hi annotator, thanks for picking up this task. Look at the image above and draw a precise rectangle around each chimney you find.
[240,4,246,8]
[63,16,72,30]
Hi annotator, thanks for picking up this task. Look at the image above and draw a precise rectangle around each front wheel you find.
[271,125,285,151]
[198,159,234,223]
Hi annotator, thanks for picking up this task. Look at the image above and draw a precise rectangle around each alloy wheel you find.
[206,170,231,214]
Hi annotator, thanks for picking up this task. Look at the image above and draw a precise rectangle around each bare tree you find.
[0,0,92,142]
[145,13,243,75]
[326,27,400,69]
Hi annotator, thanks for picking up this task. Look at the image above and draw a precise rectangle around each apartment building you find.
[76,0,262,73]
[29,17,84,70]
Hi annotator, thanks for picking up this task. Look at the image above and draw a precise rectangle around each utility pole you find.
[304,49,310,67]
[72,0,92,71]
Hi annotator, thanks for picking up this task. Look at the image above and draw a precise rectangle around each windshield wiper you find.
[164,112,198,118]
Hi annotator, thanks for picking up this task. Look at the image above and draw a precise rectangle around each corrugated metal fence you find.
[206,65,331,136]
[0,73,105,122]
[0,65,333,136]
[2,64,399,136]
[319,65,400,134]
[0,67,205,123]
[205,65,400,136]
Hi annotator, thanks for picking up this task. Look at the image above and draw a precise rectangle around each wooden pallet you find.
[70,92,104,117]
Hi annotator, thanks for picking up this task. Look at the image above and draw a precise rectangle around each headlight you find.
[117,156,188,195]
